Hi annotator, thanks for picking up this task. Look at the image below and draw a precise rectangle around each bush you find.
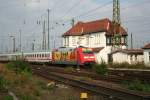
[109,62,130,68]
[122,79,150,92]
[6,60,31,74]
[0,75,7,90]
[3,95,13,100]
[110,62,148,69]
[92,62,108,75]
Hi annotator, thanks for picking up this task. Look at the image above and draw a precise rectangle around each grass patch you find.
[0,75,8,90]
[6,60,31,74]
[64,67,74,72]
[122,79,150,92]
[92,61,108,75]
[77,77,92,81]
[3,95,13,100]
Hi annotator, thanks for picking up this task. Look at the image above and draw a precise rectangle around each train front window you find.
[82,48,93,54]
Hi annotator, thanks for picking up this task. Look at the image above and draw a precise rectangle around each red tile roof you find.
[63,18,127,36]
[143,43,150,49]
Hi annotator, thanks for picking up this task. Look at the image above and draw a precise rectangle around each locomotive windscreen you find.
[82,48,93,54]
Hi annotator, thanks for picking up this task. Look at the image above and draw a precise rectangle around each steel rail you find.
[32,67,150,100]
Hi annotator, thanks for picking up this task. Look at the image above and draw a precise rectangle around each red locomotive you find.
[52,47,96,65]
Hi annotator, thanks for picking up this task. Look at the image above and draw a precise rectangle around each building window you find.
[65,37,69,46]
[98,34,100,44]
[106,37,111,45]
[64,37,66,46]
[95,34,97,44]
[72,37,76,45]
[121,37,124,44]
[86,36,89,46]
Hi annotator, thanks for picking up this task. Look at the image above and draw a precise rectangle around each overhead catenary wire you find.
[60,0,83,19]
[26,0,149,33]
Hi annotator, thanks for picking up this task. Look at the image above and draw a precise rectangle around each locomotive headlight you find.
[90,56,94,58]
[84,56,89,59]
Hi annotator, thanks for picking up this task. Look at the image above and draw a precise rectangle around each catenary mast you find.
[112,0,122,50]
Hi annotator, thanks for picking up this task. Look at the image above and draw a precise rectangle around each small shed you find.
[143,43,150,66]
[111,49,144,64]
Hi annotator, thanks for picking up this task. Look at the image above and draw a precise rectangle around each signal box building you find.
[62,18,128,63]
[143,43,150,66]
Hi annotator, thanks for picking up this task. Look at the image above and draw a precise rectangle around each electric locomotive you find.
[52,47,96,65]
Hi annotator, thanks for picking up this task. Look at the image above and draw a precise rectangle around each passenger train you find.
[0,47,96,66]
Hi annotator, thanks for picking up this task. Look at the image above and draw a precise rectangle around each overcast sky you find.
[0,0,150,53]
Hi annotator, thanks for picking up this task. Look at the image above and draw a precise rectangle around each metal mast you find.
[47,9,50,50]
[112,0,121,49]
[42,20,46,50]
[113,0,120,25]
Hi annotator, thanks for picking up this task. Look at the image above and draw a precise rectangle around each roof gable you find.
[63,18,127,36]
[143,43,150,49]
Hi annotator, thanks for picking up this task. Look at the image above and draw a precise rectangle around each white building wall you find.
[63,32,107,48]
[112,53,128,63]
[144,50,150,66]
[94,46,112,64]
[112,53,144,64]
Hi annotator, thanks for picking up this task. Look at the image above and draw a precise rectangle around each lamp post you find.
[10,36,16,53]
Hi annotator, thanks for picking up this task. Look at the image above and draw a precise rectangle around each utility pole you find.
[10,36,15,53]
[19,29,22,52]
[47,9,50,50]
[131,33,133,49]
[13,38,15,53]
[42,20,46,50]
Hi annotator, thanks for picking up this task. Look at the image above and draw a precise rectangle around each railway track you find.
[31,65,150,100]
[108,68,150,83]
[31,65,150,83]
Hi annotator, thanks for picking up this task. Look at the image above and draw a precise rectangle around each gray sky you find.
[0,0,150,53]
